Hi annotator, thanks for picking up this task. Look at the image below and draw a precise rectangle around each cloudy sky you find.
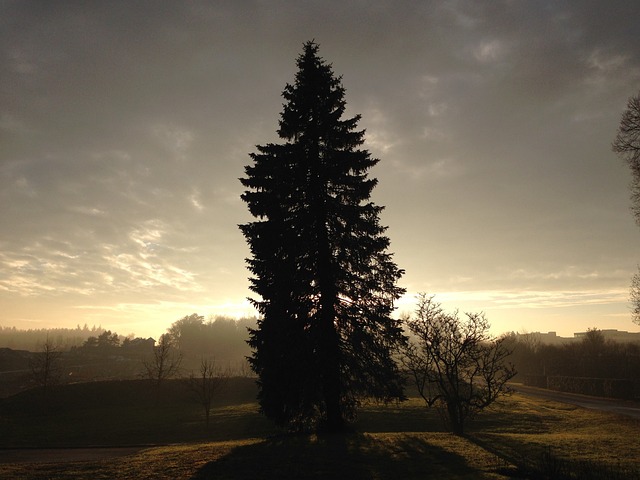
[2,1,640,338]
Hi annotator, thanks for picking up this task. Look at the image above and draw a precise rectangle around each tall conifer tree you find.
[240,41,405,431]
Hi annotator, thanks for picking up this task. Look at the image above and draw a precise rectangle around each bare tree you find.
[142,334,182,387]
[518,330,542,354]
[187,358,229,427]
[401,294,516,435]
[630,269,640,326]
[30,337,63,394]
[613,92,640,326]
[613,91,640,223]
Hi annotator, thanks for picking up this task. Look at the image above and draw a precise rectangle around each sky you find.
[2,1,640,339]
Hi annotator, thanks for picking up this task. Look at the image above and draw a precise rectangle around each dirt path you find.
[0,446,146,464]
[511,383,640,419]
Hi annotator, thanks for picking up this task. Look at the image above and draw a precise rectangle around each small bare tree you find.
[187,358,229,427]
[142,334,182,387]
[30,337,63,394]
[402,294,516,435]
[629,270,640,326]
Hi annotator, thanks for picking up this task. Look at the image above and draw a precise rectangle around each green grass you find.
[0,378,272,447]
[1,380,639,479]
[468,394,640,477]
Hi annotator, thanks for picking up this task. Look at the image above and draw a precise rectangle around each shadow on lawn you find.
[191,433,485,480]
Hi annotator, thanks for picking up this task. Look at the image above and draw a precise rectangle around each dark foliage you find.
[240,41,406,431]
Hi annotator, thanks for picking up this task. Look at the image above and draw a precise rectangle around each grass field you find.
[0,380,639,479]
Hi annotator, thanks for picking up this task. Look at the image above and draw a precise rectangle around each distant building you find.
[517,329,640,345]
[573,329,640,343]
[527,331,572,345]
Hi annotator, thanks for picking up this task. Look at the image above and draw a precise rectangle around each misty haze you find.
[2,1,640,479]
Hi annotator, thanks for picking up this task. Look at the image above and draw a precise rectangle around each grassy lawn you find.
[469,394,640,478]
[0,434,512,480]
[0,378,274,447]
[0,380,639,479]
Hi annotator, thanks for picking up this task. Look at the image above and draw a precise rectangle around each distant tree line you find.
[505,329,640,379]
[1,314,255,362]
[504,329,640,398]
[0,325,107,351]
[60,315,255,382]
[61,331,153,382]
[165,314,255,374]
[71,330,154,357]
[0,315,254,400]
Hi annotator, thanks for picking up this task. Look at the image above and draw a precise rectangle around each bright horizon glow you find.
[3,289,634,341]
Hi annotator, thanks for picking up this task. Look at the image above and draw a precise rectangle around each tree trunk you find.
[322,323,343,432]
[448,402,464,436]
[312,152,345,432]
[319,276,344,432]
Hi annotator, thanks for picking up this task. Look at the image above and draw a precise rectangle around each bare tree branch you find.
[142,334,182,388]
[30,337,63,394]
[187,358,229,427]
[401,294,516,435]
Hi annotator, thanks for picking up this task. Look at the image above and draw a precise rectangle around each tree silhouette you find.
[187,358,229,428]
[612,91,640,325]
[402,294,516,436]
[30,337,63,395]
[142,333,182,388]
[240,41,406,432]
[613,91,640,224]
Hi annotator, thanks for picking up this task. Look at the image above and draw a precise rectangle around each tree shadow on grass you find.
[191,432,493,480]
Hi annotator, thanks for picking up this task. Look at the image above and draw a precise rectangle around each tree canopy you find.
[240,41,406,431]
